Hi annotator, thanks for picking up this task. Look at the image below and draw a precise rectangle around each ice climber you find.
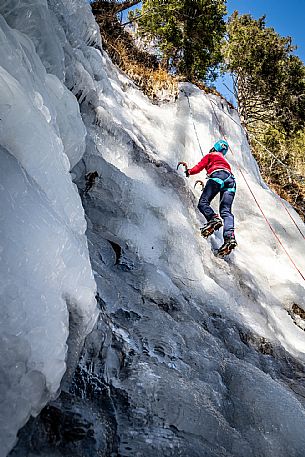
[185,140,237,255]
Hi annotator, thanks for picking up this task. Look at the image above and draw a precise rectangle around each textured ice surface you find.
[71,19,305,457]
[2,0,305,456]
[0,3,98,455]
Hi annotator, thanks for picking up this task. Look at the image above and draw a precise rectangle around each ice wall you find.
[0,2,98,455]
[67,5,305,456]
[1,0,305,456]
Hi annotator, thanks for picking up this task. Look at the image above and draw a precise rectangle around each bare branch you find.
[116,0,141,14]
[92,0,141,15]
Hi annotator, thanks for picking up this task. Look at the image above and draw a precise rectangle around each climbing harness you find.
[208,173,236,193]
[207,95,305,282]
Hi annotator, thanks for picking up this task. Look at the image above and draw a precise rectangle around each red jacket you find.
[188,151,232,176]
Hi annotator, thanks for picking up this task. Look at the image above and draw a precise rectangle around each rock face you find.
[9,153,305,457]
[3,0,305,456]
[0,1,98,454]
[9,270,305,456]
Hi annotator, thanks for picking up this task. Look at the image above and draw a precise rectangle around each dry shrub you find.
[93,8,178,101]
[112,40,178,101]
[250,136,305,221]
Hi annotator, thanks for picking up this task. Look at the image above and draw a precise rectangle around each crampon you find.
[200,217,223,238]
[216,237,237,257]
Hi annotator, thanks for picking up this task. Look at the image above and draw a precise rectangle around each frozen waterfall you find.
[1,1,305,456]
[0,1,98,455]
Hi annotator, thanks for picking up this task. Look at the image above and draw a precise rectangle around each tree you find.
[274,54,305,133]
[129,0,227,82]
[92,0,141,15]
[223,12,305,133]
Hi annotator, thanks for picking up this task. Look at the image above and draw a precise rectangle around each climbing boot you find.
[200,215,223,238]
[216,233,237,257]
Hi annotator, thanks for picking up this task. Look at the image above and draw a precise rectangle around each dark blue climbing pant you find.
[198,170,236,237]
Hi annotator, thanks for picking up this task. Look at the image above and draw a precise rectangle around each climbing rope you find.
[278,199,305,240]
[206,95,305,282]
[208,98,305,238]
[185,92,204,157]
[184,90,305,241]
[208,98,305,184]
[247,134,305,239]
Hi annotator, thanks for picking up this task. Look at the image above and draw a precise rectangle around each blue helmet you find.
[213,139,229,155]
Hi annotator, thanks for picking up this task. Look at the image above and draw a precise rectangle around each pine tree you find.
[223,12,305,220]
[129,0,227,82]
[223,12,305,133]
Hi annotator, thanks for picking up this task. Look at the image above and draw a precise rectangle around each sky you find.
[217,0,305,101]
[121,1,305,60]
[120,0,305,102]
[226,0,305,62]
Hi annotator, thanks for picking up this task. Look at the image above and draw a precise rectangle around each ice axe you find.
[194,180,205,190]
[177,161,189,177]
